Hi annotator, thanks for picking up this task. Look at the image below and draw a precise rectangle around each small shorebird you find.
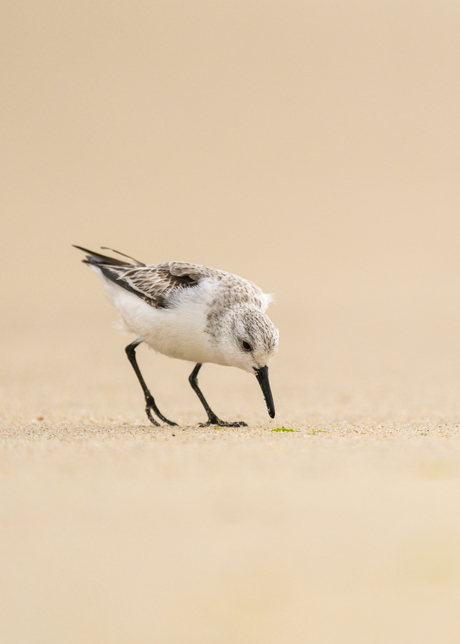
[74,246,279,427]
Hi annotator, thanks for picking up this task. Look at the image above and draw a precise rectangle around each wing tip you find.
[73,245,137,267]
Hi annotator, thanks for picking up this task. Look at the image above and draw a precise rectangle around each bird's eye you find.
[242,341,252,352]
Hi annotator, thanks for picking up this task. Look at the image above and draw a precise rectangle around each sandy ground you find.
[2,427,460,644]
[3,1,460,642]
[2,304,460,643]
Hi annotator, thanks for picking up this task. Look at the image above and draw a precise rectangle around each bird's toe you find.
[199,419,247,428]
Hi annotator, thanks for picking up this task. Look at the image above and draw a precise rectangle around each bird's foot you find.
[199,417,248,428]
[145,397,178,426]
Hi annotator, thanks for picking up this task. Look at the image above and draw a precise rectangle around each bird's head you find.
[214,305,279,418]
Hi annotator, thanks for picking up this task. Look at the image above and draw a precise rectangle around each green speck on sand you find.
[272,427,300,432]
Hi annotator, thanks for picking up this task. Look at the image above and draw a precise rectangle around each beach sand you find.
[2,1,460,641]
[3,303,460,643]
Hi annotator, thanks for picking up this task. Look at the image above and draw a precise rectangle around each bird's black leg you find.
[125,340,177,426]
[188,363,247,427]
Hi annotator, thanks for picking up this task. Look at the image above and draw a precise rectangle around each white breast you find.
[92,266,222,364]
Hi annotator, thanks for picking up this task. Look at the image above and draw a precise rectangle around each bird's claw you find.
[199,419,248,428]
[145,398,178,426]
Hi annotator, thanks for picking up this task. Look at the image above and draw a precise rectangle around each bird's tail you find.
[73,245,145,267]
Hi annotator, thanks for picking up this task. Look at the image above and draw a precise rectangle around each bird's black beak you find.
[255,365,275,418]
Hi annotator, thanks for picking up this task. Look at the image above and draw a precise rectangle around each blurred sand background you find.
[2,1,460,642]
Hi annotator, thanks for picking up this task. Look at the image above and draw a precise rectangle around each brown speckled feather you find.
[74,246,267,312]
[73,246,217,308]
[99,262,215,308]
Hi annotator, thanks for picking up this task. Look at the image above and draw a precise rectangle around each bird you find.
[74,245,279,427]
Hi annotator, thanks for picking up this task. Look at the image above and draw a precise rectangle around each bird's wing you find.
[74,247,215,308]
[102,262,214,308]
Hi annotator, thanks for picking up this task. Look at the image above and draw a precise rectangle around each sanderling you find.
[74,246,279,427]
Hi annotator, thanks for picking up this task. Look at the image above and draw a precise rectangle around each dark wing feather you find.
[74,246,214,308]
[73,245,133,267]
[100,263,214,308]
